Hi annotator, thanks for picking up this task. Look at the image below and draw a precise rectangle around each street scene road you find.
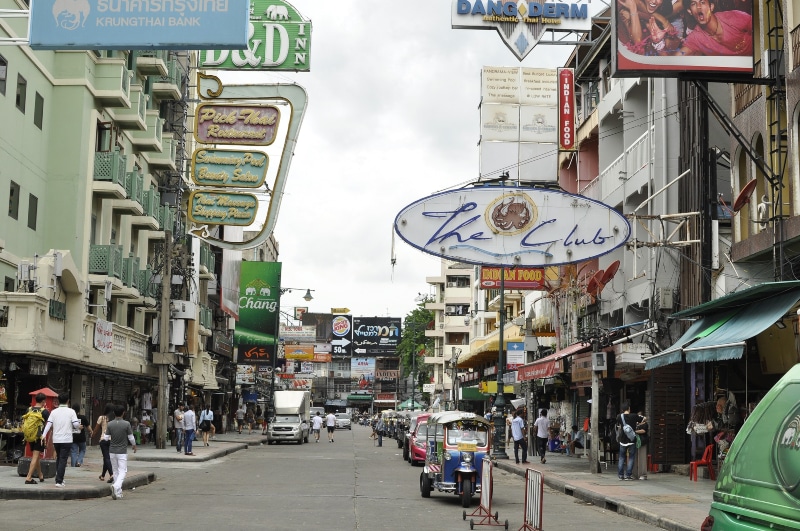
[0,425,659,531]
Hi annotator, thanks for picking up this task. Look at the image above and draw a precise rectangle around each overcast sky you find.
[220,1,571,320]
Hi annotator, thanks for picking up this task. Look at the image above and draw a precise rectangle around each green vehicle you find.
[705,363,800,530]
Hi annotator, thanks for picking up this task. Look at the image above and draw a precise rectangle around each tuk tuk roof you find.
[427,411,490,428]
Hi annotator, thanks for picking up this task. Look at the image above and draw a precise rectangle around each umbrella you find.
[396,399,426,411]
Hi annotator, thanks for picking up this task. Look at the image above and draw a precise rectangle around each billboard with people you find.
[613,0,754,75]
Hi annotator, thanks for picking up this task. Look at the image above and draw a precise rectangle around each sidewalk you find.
[493,450,714,531]
[0,432,266,500]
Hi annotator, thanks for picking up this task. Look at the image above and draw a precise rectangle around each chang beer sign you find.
[200,0,311,71]
[452,0,601,61]
[234,262,282,348]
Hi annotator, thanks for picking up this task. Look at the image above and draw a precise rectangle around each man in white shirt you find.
[311,412,323,443]
[41,393,80,487]
[325,412,336,443]
[173,404,184,453]
[533,409,550,464]
[510,409,529,464]
[182,406,197,455]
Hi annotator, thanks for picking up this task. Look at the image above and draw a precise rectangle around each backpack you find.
[620,414,636,442]
[21,407,45,443]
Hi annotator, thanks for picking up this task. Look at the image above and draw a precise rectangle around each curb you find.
[493,461,696,531]
[132,442,250,462]
[0,472,157,501]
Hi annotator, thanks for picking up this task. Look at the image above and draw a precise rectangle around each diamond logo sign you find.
[452,0,599,61]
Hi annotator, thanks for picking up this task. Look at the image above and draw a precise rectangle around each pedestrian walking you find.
[376,417,385,447]
[183,405,197,455]
[70,404,92,467]
[235,405,246,434]
[325,412,336,442]
[510,409,529,464]
[106,404,137,500]
[23,392,49,485]
[246,407,255,435]
[41,392,80,487]
[311,412,323,442]
[635,411,649,480]
[199,405,213,447]
[533,409,550,464]
[94,403,115,483]
[173,404,185,453]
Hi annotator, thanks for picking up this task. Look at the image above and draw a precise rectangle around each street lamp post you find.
[451,347,462,411]
[412,344,417,412]
[492,266,509,459]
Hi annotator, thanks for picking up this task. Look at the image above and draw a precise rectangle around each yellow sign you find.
[187,191,258,226]
[458,442,477,452]
[331,308,350,314]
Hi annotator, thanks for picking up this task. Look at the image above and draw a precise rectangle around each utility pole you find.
[492,266,508,459]
[155,230,173,450]
[412,344,417,411]
[589,338,602,474]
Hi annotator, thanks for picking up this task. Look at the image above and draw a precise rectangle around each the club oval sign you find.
[394,186,631,266]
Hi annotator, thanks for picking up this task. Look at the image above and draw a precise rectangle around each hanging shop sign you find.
[187,191,258,226]
[558,68,576,151]
[29,0,249,50]
[191,149,268,188]
[480,266,544,289]
[395,186,631,267]
[200,0,312,71]
[284,344,315,360]
[233,262,281,359]
[452,1,602,61]
[194,103,280,146]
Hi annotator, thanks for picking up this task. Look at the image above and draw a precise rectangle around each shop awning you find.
[645,282,800,370]
[325,399,347,407]
[460,387,484,400]
[347,394,373,402]
[517,341,590,381]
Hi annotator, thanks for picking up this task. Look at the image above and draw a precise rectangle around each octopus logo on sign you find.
[52,0,90,30]
[487,193,536,234]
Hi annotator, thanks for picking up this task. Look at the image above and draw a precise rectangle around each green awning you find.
[645,284,800,370]
[347,394,373,402]
[460,387,484,400]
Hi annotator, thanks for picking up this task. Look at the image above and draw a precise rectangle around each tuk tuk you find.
[419,411,492,508]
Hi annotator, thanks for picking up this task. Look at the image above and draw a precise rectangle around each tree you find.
[398,300,434,398]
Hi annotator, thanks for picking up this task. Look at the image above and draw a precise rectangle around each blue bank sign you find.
[394,186,631,267]
[29,0,249,50]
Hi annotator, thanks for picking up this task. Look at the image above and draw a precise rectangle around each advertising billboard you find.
[352,317,402,356]
[612,0,754,76]
[394,186,631,266]
[351,358,375,394]
[301,312,334,342]
[233,262,281,363]
[29,0,249,50]
[200,0,312,72]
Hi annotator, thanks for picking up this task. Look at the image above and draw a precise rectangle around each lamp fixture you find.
[775,319,787,329]
[279,287,315,302]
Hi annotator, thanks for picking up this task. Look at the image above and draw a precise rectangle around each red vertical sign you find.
[558,68,575,151]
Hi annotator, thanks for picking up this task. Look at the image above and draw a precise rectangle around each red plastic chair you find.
[689,444,716,481]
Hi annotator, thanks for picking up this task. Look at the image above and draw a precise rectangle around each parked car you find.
[403,413,430,462]
[335,413,351,430]
[703,362,800,530]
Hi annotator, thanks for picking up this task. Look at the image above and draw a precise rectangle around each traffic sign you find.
[331,307,351,314]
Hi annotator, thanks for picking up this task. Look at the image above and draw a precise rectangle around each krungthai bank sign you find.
[452,0,602,61]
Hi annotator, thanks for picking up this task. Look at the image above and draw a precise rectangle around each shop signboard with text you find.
[194,104,280,146]
[187,191,258,226]
[29,0,249,50]
[200,0,312,72]
[352,317,401,356]
[233,262,281,364]
[480,266,545,289]
[191,149,268,188]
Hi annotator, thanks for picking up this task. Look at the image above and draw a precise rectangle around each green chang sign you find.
[199,0,311,72]
[187,191,258,226]
[234,262,282,347]
[191,149,268,188]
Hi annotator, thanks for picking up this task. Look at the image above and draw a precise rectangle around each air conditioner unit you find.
[512,316,525,326]
[335,371,344,377]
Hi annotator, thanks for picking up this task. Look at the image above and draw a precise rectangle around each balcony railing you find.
[142,188,160,219]
[125,171,144,205]
[121,254,140,290]
[89,244,123,279]
[158,205,174,232]
[93,150,127,186]
[139,267,157,298]
[199,305,213,330]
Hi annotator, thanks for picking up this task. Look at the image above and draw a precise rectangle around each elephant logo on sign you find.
[266,4,289,20]
[52,0,90,30]
[245,287,256,296]
[782,426,797,446]
[259,287,271,296]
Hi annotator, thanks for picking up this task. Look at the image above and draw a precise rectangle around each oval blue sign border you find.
[394,185,631,267]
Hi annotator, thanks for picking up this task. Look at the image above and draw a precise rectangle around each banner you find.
[234,262,281,366]
[94,319,113,353]
[351,358,375,394]
[236,365,256,385]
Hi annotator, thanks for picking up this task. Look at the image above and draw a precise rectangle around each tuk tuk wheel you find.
[462,510,467,520]
[420,473,431,498]
[470,520,474,530]
[461,478,472,508]
[504,519,509,529]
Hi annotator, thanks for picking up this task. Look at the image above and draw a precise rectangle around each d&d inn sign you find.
[394,186,631,267]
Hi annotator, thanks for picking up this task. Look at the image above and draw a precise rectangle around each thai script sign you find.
[394,186,631,266]
[194,103,280,146]
[279,325,316,342]
[187,191,258,226]
[30,0,248,50]
[94,319,113,353]
[200,0,311,71]
[452,0,600,61]
[480,266,544,289]
[191,149,268,188]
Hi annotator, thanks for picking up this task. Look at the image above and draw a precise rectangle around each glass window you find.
[34,92,44,129]
[27,194,37,230]
[4,276,14,292]
[0,55,7,95]
[8,181,20,220]
[16,74,26,112]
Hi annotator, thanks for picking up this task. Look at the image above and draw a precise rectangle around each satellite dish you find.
[733,179,758,213]
[600,260,621,287]
[587,270,604,296]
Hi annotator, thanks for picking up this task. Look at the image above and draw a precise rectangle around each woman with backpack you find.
[23,392,49,485]
[93,403,115,483]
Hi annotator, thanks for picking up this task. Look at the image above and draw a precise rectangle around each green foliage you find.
[398,300,434,383]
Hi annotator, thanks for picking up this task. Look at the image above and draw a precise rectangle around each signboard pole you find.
[590,339,602,474]
[155,230,173,450]
[493,268,509,459]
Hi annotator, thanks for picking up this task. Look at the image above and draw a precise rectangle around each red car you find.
[408,413,431,466]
